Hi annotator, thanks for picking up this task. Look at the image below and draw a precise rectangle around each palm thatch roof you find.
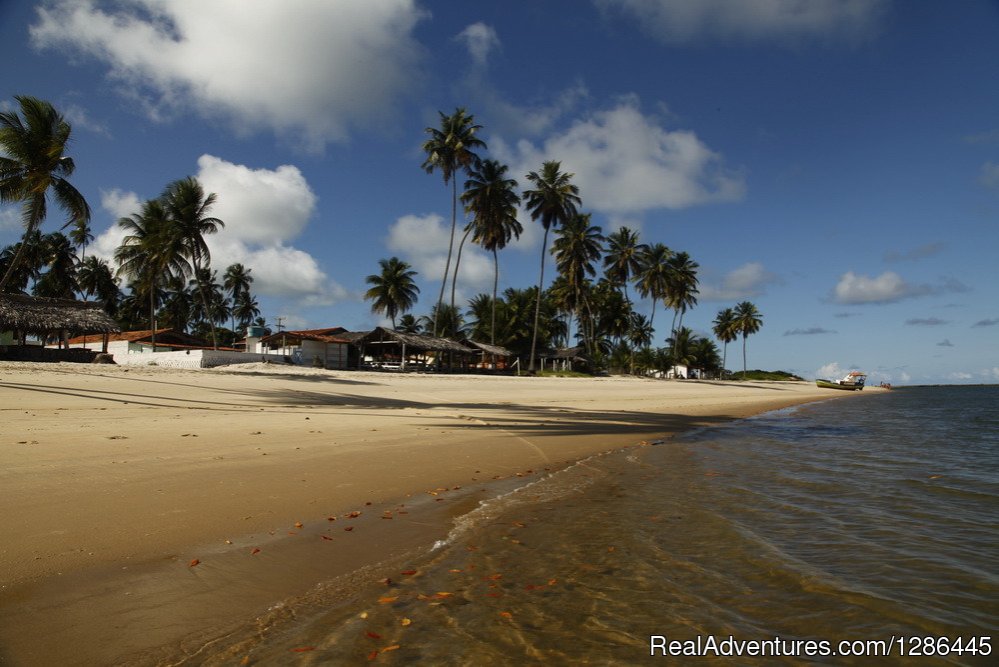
[465,340,513,357]
[0,293,120,336]
[259,328,350,345]
[355,327,474,354]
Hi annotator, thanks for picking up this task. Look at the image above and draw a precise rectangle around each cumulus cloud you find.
[700,262,781,301]
[832,271,925,304]
[492,100,745,215]
[596,0,888,44]
[30,0,425,150]
[906,317,948,326]
[91,156,343,303]
[456,22,501,67]
[386,213,494,303]
[784,327,835,336]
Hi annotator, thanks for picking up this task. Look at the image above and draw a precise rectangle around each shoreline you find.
[0,362,882,664]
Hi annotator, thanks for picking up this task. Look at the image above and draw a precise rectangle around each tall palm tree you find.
[421,107,486,335]
[396,313,422,334]
[603,226,647,305]
[115,198,191,348]
[0,96,91,292]
[364,257,420,329]
[461,159,522,352]
[635,242,672,331]
[522,160,581,372]
[552,213,604,353]
[78,255,119,314]
[33,232,79,299]
[712,307,739,378]
[223,263,253,334]
[162,177,224,348]
[664,251,699,377]
[734,300,763,379]
[233,291,261,332]
[0,230,47,293]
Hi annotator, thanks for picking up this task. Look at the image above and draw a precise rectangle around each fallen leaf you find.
[367,650,379,661]
[433,592,453,599]
[377,596,398,604]
[189,558,200,567]
[294,521,304,529]
[251,547,261,555]
[381,645,400,652]
[347,511,361,518]
[327,515,337,521]
[401,570,417,576]
[344,526,354,532]
[291,646,315,653]
[499,611,513,619]
[366,631,382,639]
[240,656,250,665]
[321,535,333,541]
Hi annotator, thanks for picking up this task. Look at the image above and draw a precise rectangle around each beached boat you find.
[816,371,866,391]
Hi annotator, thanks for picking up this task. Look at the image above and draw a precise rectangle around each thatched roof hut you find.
[0,293,120,337]
[353,327,474,370]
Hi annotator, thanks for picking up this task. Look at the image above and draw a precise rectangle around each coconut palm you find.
[421,107,486,335]
[223,263,253,333]
[78,255,119,314]
[712,307,739,379]
[522,160,581,372]
[689,337,722,379]
[552,213,604,352]
[635,242,672,331]
[115,198,191,347]
[461,159,522,352]
[364,257,420,329]
[0,96,91,292]
[734,300,763,379]
[603,227,647,305]
[162,177,225,348]
[233,291,260,332]
[397,313,422,334]
[0,230,47,293]
[664,251,699,377]
[33,232,79,299]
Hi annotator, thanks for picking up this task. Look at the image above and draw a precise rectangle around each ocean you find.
[195,386,998,666]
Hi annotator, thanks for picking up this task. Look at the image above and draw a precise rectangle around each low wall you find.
[113,349,291,369]
[0,346,98,364]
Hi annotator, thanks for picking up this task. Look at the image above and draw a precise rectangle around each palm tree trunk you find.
[491,248,499,369]
[722,341,728,380]
[434,177,459,337]
[528,228,550,373]
[149,283,156,349]
[194,262,219,350]
[742,334,747,379]
[450,224,472,316]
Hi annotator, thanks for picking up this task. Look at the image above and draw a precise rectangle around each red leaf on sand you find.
[366,631,382,639]
[251,547,261,555]
[367,650,379,661]
[401,570,417,576]
[291,647,315,653]
[321,535,333,541]
[189,558,200,567]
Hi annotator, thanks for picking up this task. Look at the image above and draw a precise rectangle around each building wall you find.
[300,340,348,369]
[113,349,289,369]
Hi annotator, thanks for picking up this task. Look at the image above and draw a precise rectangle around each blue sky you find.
[2,0,997,385]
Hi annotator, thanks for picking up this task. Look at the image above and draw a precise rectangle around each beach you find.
[0,362,879,665]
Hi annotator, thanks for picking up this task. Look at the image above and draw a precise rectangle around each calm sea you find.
[196,386,998,666]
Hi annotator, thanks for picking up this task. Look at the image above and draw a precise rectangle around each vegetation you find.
[2,96,772,375]
[733,370,803,382]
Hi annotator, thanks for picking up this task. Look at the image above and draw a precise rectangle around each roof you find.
[465,340,513,357]
[354,327,475,353]
[64,328,207,346]
[0,293,120,336]
[259,328,350,345]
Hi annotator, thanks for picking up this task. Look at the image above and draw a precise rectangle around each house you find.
[60,328,211,356]
[464,340,514,370]
[352,327,475,371]
[256,327,351,369]
[0,293,120,362]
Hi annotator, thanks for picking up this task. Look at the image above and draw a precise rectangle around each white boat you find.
[816,371,866,391]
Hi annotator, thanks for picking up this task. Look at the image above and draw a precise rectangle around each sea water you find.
[196,386,998,665]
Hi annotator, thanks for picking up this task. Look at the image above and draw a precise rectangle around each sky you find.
[1,0,997,385]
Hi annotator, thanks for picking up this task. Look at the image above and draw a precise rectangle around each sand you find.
[0,361,881,664]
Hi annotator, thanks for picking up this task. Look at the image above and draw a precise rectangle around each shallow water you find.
[188,387,998,665]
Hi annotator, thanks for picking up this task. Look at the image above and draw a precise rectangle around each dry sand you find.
[0,361,881,664]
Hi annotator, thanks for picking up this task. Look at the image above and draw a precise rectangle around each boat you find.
[816,371,866,391]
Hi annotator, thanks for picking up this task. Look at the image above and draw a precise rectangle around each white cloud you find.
[832,271,925,304]
[62,103,110,137]
[492,100,745,215]
[948,371,973,381]
[91,156,343,304]
[597,0,888,44]
[456,22,501,67]
[0,205,21,233]
[386,213,494,304]
[815,362,847,380]
[701,262,781,301]
[30,0,425,150]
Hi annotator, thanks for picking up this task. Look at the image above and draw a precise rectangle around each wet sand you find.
[0,362,878,664]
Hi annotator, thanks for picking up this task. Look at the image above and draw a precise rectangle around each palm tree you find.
[712,307,739,379]
[223,263,253,334]
[522,160,581,372]
[162,177,224,348]
[0,96,91,292]
[465,293,495,342]
[635,242,672,331]
[664,251,699,377]
[627,312,654,374]
[397,313,422,334]
[364,257,420,329]
[603,227,647,305]
[461,159,522,353]
[0,230,47,293]
[115,198,191,348]
[33,232,79,299]
[689,337,722,379]
[734,300,763,379]
[552,213,604,353]
[78,255,119,314]
[421,107,486,335]
[233,291,261,332]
